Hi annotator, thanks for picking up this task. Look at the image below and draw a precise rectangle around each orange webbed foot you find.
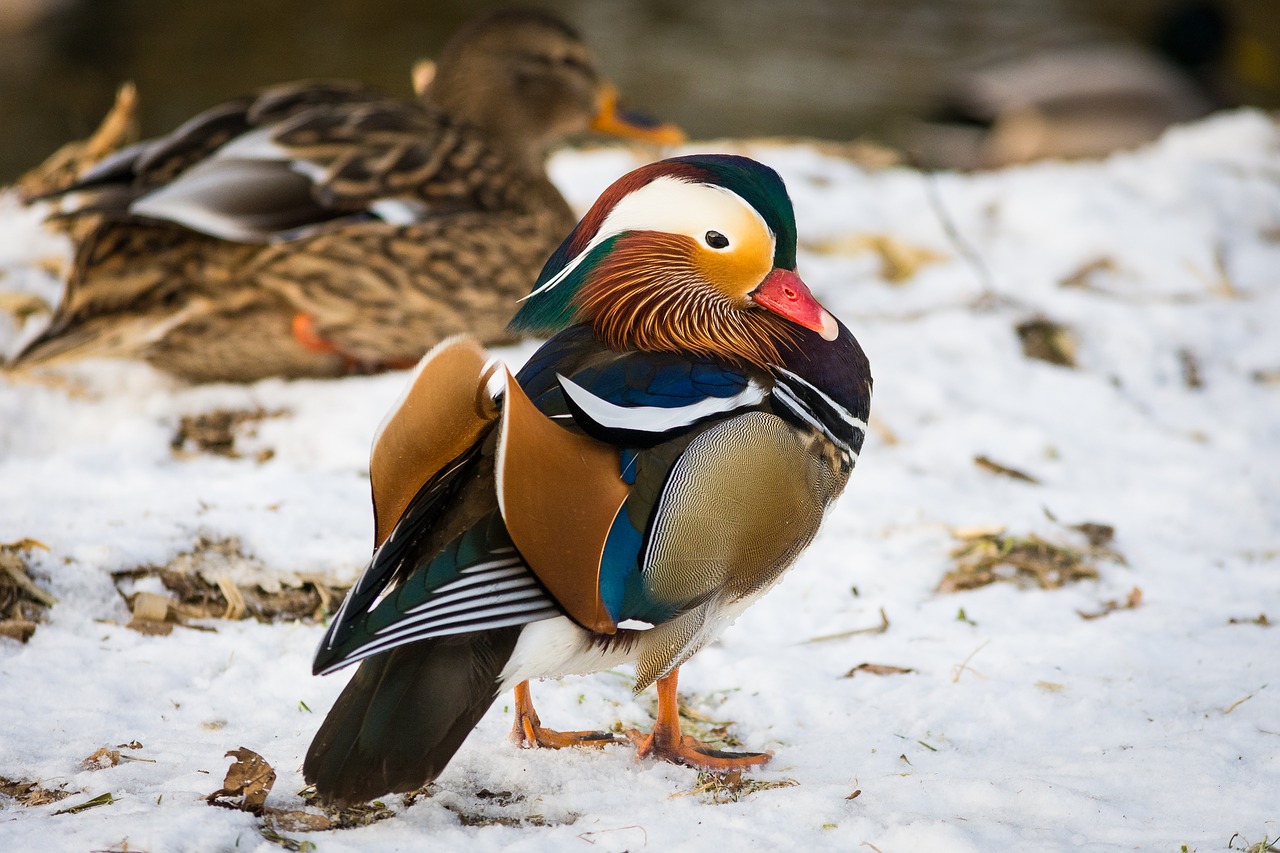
[624,729,772,771]
[510,681,622,750]
[626,668,773,772]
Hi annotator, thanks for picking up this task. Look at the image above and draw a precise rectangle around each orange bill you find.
[590,83,685,145]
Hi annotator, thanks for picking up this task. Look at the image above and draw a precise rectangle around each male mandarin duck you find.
[8,9,682,383]
[303,154,873,805]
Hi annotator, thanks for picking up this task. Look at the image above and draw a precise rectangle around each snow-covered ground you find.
[1,110,1278,852]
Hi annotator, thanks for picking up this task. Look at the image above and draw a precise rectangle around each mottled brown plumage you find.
[10,9,681,383]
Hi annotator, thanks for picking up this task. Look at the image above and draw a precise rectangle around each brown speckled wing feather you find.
[252,208,569,366]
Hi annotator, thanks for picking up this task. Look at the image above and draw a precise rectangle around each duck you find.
[907,1,1242,169]
[8,8,683,383]
[302,153,873,806]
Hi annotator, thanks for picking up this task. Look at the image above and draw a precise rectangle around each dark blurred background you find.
[1,0,1278,180]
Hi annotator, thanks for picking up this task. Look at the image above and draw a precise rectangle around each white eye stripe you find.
[526,177,774,299]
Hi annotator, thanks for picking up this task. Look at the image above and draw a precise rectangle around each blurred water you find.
[0,0,1276,180]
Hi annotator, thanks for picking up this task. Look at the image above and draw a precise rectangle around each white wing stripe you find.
[558,373,766,434]
[396,583,545,626]
[367,597,558,646]
[317,607,561,675]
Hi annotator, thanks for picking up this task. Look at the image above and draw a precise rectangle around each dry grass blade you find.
[805,607,890,643]
[53,792,116,815]
[974,455,1040,483]
[676,770,798,804]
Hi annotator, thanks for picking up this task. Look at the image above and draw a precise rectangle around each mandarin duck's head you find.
[425,10,683,170]
[510,154,838,367]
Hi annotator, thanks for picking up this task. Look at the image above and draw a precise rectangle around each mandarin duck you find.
[303,154,873,806]
[8,9,681,383]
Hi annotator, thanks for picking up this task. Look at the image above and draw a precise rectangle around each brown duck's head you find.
[423,9,683,170]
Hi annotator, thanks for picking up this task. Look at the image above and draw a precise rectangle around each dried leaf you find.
[0,775,70,806]
[1077,587,1143,620]
[113,537,349,625]
[80,748,121,771]
[1016,317,1077,367]
[842,663,915,679]
[1069,522,1115,548]
[940,528,1113,593]
[171,408,285,460]
[207,748,276,815]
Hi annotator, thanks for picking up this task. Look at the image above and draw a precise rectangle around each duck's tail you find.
[303,627,521,807]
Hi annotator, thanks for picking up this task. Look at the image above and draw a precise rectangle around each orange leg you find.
[625,668,772,771]
[510,680,621,749]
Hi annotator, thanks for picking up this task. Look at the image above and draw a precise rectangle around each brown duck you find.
[11,9,683,383]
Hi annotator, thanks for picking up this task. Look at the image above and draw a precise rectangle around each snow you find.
[2,110,1278,852]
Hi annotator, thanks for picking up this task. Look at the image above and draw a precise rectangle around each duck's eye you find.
[705,230,729,249]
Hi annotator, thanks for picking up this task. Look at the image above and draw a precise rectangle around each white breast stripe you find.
[558,373,766,434]
[772,383,860,462]
[771,366,869,432]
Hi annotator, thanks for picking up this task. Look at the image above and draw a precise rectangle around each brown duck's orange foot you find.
[624,729,773,771]
[291,313,417,374]
[509,680,622,750]
[291,312,340,355]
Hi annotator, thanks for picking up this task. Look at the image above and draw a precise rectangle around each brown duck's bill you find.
[591,84,685,145]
